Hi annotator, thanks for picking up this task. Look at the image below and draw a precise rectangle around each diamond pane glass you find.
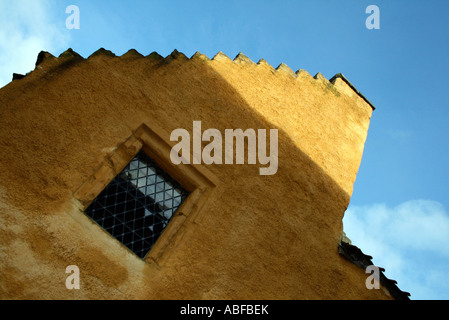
[84,150,190,259]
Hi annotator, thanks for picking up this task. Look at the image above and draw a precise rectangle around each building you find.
[0,48,409,299]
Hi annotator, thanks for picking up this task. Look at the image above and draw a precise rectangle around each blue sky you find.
[1,0,448,299]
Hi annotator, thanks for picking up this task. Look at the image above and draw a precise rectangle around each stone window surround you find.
[73,122,219,265]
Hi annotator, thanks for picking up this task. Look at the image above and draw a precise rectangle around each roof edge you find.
[338,241,410,300]
[10,49,377,112]
[330,73,376,110]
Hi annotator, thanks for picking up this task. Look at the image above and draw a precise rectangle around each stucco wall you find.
[0,49,389,299]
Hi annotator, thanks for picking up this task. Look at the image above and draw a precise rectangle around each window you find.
[84,150,190,259]
[74,123,218,263]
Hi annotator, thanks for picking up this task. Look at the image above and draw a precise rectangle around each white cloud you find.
[343,199,449,300]
[0,0,70,88]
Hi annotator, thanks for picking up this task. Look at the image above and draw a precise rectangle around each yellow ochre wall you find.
[0,48,389,299]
